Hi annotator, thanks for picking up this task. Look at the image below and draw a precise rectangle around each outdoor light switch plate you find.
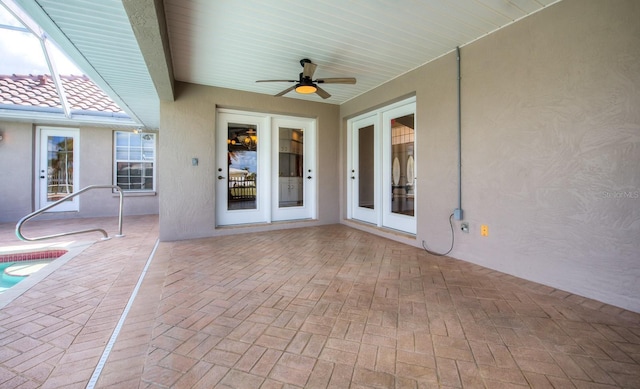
[481,225,489,237]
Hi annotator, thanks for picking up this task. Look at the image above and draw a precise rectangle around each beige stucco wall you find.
[340,0,640,312]
[158,83,340,241]
[0,120,159,223]
[0,121,34,222]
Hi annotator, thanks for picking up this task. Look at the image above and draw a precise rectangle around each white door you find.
[271,117,316,221]
[382,102,416,234]
[37,127,79,212]
[349,115,378,225]
[216,112,270,226]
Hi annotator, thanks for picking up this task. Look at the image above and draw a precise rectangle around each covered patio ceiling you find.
[13,0,561,130]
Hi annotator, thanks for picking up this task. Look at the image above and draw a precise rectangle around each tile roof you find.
[0,74,125,113]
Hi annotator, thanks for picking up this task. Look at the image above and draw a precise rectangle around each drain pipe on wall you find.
[421,47,463,256]
[454,46,463,221]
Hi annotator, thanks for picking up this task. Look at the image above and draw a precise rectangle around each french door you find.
[348,98,416,234]
[37,127,80,212]
[216,110,316,226]
[350,115,378,224]
[382,102,416,233]
[271,116,316,222]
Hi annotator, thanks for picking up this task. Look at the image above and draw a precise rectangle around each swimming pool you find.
[0,250,67,293]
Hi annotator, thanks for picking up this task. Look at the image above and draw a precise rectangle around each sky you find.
[0,2,82,75]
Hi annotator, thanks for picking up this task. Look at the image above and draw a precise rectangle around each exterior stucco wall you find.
[340,0,640,312]
[158,83,340,241]
[0,121,34,222]
[0,120,159,223]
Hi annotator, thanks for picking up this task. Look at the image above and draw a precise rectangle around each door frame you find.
[36,126,80,212]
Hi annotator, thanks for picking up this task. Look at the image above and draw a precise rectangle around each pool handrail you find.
[16,185,124,242]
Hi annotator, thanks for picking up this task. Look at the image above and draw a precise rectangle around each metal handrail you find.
[16,185,124,242]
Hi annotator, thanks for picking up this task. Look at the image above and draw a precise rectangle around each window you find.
[114,131,156,191]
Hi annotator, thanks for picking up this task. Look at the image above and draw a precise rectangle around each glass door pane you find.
[358,125,375,209]
[227,123,258,210]
[46,135,74,202]
[278,127,304,208]
[390,114,415,216]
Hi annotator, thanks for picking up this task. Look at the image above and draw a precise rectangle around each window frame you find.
[113,130,157,193]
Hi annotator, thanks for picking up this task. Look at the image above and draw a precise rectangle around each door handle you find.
[40,176,45,179]
[307,176,312,180]
[217,176,225,180]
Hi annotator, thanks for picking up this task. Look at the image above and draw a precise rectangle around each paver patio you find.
[0,216,638,388]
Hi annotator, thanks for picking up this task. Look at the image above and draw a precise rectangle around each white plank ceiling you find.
[163,0,560,104]
[14,0,561,128]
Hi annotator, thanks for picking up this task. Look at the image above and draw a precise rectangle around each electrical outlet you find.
[461,222,469,233]
[481,225,489,237]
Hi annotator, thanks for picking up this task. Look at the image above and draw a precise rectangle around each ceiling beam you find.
[122,0,175,102]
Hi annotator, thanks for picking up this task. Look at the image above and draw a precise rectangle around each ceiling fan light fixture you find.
[295,84,317,94]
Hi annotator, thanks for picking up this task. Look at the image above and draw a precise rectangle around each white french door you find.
[271,116,316,222]
[216,112,270,226]
[37,127,80,212]
[382,102,416,234]
[349,114,378,224]
[216,110,316,227]
[348,97,416,234]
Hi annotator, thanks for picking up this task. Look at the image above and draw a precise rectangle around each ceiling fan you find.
[256,59,356,99]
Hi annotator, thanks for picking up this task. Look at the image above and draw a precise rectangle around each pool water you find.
[0,260,53,293]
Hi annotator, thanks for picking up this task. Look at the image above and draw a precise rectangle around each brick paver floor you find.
[0,216,639,388]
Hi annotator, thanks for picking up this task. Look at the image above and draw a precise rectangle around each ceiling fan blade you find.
[256,79,296,83]
[275,85,296,97]
[316,77,357,84]
[315,86,331,99]
[302,62,317,79]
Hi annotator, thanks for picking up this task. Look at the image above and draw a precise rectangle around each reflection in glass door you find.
[278,127,304,208]
[38,127,79,212]
[227,123,258,210]
[390,114,415,216]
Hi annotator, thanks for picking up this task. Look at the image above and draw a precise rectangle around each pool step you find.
[2,261,52,285]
